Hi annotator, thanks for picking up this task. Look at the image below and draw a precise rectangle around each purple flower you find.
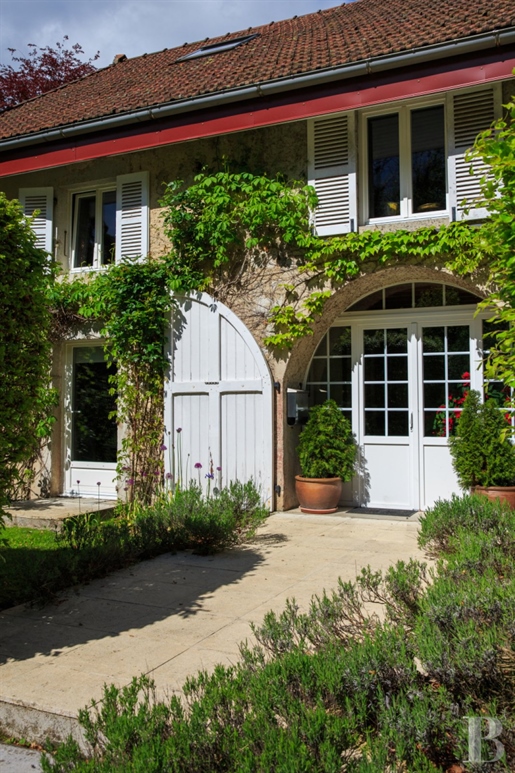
[96,482,101,487]
[76,480,80,485]
[176,427,182,433]
[165,472,173,480]
[160,444,167,451]
[142,471,148,478]
[127,478,134,486]
[194,462,202,469]
[205,473,214,479]
[121,465,131,472]
[216,466,222,472]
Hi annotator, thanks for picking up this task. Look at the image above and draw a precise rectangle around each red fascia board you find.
[0,49,513,178]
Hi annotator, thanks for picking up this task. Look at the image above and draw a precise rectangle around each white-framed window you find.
[72,187,116,269]
[69,171,149,272]
[361,99,447,223]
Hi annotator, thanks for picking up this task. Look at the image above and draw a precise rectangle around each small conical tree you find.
[449,389,515,488]
[297,400,356,480]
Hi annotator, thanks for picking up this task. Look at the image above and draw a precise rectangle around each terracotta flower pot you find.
[472,486,515,509]
[295,475,342,514]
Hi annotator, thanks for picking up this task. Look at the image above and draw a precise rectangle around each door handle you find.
[410,412,413,431]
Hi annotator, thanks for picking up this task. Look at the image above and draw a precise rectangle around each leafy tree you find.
[0,37,99,111]
[0,193,56,527]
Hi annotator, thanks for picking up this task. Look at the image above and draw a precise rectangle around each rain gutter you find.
[1,27,514,152]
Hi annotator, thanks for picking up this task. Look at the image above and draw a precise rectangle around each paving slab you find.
[6,498,115,530]
[0,510,424,747]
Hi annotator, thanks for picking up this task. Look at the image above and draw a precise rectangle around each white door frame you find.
[330,305,486,510]
[63,342,118,499]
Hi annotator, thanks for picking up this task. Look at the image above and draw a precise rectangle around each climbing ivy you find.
[160,170,488,348]
[51,257,176,504]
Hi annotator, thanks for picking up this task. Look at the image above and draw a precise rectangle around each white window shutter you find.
[449,86,501,221]
[115,172,149,261]
[19,187,53,253]
[308,113,357,236]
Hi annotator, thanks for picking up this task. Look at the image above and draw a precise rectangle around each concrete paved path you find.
[0,511,424,747]
[0,743,44,772]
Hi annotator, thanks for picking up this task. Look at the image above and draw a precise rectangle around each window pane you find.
[365,383,385,408]
[411,106,446,213]
[329,327,351,356]
[384,284,413,309]
[307,384,328,406]
[423,355,445,381]
[444,286,482,306]
[448,326,469,352]
[101,190,116,265]
[347,289,383,312]
[308,359,327,382]
[386,329,407,354]
[364,329,385,354]
[365,411,385,436]
[330,383,352,409]
[72,348,117,462]
[74,195,96,268]
[448,354,470,380]
[423,327,444,353]
[314,336,327,357]
[388,411,409,436]
[415,283,443,308]
[424,382,446,409]
[329,358,351,382]
[387,383,408,408]
[368,114,400,218]
[364,357,384,381]
[388,356,408,381]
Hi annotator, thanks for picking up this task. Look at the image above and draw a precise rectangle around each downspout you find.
[0,27,514,153]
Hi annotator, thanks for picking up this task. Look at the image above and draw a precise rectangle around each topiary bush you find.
[297,399,357,479]
[449,389,515,488]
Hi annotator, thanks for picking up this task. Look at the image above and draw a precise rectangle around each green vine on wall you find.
[160,169,489,349]
[51,109,514,502]
[51,258,176,503]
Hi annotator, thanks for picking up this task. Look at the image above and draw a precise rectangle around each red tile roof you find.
[0,0,513,141]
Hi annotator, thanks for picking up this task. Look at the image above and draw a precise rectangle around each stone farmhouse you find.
[0,0,514,511]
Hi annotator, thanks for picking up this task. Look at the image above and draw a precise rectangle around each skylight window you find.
[177,34,259,62]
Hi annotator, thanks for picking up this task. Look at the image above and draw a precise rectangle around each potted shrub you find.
[295,399,357,514]
[449,389,515,507]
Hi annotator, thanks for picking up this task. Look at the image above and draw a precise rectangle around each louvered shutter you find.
[115,172,149,261]
[449,86,501,220]
[18,188,53,253]
[308,113,356,236]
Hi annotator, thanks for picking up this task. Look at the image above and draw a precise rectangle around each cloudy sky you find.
[0,0,342,69]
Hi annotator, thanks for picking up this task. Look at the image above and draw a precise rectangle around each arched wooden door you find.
[164,293,273,508]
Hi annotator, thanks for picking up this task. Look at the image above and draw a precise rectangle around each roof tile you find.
[0,0,513,141]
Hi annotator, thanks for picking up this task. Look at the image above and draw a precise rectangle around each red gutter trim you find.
[0,54,513,178]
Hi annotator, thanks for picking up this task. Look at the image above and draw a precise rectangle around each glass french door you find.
[65,345,118,499]
[359,324,418,509]
[356,316,479,510]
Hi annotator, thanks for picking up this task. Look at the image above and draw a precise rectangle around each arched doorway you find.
[165,293,274,508]
[305,281,487,510]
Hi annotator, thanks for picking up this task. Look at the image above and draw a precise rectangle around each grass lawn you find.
[0,526,63,610]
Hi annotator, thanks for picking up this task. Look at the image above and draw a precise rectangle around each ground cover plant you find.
[0,481,267,610]
[42,493,515,772]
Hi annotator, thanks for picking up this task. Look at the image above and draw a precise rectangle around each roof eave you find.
[1,26,514,153]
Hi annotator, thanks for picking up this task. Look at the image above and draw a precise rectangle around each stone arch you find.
[279,266,485,510]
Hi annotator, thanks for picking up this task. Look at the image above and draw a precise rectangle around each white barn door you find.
[165,294,273,508]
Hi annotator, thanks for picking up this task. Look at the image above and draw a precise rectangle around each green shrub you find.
[449,390,515,488]
[297,400,356,479]
[419,493,515,556]
[42,489,515,772]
